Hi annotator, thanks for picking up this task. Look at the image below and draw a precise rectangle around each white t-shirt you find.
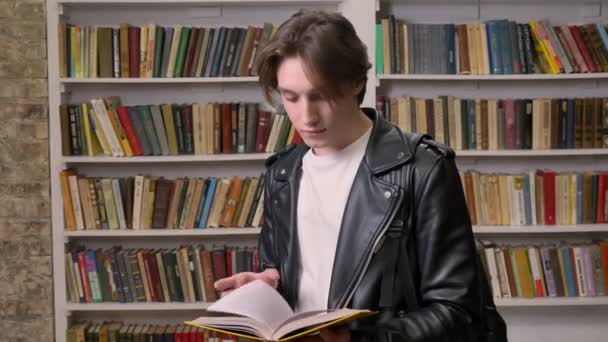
[294,128,372,313]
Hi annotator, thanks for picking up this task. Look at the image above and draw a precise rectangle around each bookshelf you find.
[48,0,608,341]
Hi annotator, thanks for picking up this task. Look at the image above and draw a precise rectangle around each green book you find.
[174,27,191,77]
[376,24,384,74]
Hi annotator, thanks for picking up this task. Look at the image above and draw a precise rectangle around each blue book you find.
[486,20,502,74]
[560,246,577,297]
[194,179,210,228]
[468,99,476,149]
[500,20,513,74]
[198,178,218,228]
[566,99,575,148]
[522,174,532,225]
[446,24,456,74]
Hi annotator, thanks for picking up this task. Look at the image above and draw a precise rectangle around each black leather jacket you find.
[258,108,481,341]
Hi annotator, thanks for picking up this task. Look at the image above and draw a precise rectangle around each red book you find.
[596,173,607,223]
[221,103,232,154]
[116,106,143,155]
[543,171,556,225]
[568,25,598,73]
[142,250,158,302]
[77,251,92,303]
[225,248,233,277]
[255,111,271,152]
[600,242,608,292]
[147,250,164,302]
[253,248,260,272]
[128,26,140,78]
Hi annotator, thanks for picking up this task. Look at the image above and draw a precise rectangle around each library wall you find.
[0,0,53,341]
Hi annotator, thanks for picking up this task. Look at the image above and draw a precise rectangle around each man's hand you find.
[213,268,280,296]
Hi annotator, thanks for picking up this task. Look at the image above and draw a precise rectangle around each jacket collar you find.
[273,107,413,182]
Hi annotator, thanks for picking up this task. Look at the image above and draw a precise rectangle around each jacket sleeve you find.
[377,155,481,341]
[257,171,280,273]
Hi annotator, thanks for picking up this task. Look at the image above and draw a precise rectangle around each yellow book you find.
[186,280,375,342]
[513,247,535,298]
[87,104,112,156]
[75,26,82,78]
[529,21,560,74]
[81,103,103,156]
[104,97,134,156]
[286,124,296,145]
[161,104,179,155]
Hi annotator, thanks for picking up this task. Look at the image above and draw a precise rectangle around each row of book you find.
[377,95,608,150]
[60,171,265,231]
[67,322,243,342]
[58,22,276,79]
[60,97,300,157]
[480,242,608,298]
[66,244,256,304]
[377,17,608,75]
[460,171,608,226]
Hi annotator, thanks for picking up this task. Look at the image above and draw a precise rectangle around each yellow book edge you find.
[185,310,376,342]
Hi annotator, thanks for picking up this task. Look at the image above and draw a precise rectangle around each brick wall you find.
[0,0,52,341]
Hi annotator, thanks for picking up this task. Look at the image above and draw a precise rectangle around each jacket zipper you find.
[338,188,404,308]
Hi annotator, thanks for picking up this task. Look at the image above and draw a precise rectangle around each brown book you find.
[97,27,113,78]
[584,24,608,72]
[119,23,130,77]
[255,111,271,153]
[200,249,218,302]
[464,172,477,225]
[231,177,251,227]
[190,28,205,78]
[183,27,200,78]
[152,178,173,228]
[237,27,257,76]
[550,99,560,149]
[456,24,471,74]
[166,178,184,229]
[77,178,96,230]
[480,100,489,150]
[574,99,584,148]
[502,247,517,297]
[220,177,243,227]
[60,104,72,155]
[185,179,206,229]
[593,98,603,147]
[583,98,594,148]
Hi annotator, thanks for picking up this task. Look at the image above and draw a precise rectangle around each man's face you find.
[276,55,359,155]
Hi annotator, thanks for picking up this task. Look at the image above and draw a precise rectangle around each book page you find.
[207,279,294,333]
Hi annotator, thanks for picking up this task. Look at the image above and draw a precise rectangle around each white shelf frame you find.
[61,225,608,238]
[64,227,262,237]
[494,297,608,307]
[473,224,608,234]
[66,302,210,312]
[378,73,608,81]
[62,153,272,163]
[60,77,259,84]
[64,296,608,312]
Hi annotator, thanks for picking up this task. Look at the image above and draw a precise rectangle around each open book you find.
[185,280,375,341]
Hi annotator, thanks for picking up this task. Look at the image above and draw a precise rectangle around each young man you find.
[214,10,486,342]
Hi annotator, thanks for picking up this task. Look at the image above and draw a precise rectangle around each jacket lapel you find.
[327,164,402,309]
[327,109,415,309]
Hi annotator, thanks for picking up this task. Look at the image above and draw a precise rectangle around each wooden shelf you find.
[378,73,608,81]
[66,302,211,312]
[473,224,608,234]
[62,153,272,163]
[64,227,261,237]
[495,297,608,307]
[59,77,259,84]
[455,149,608,157]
